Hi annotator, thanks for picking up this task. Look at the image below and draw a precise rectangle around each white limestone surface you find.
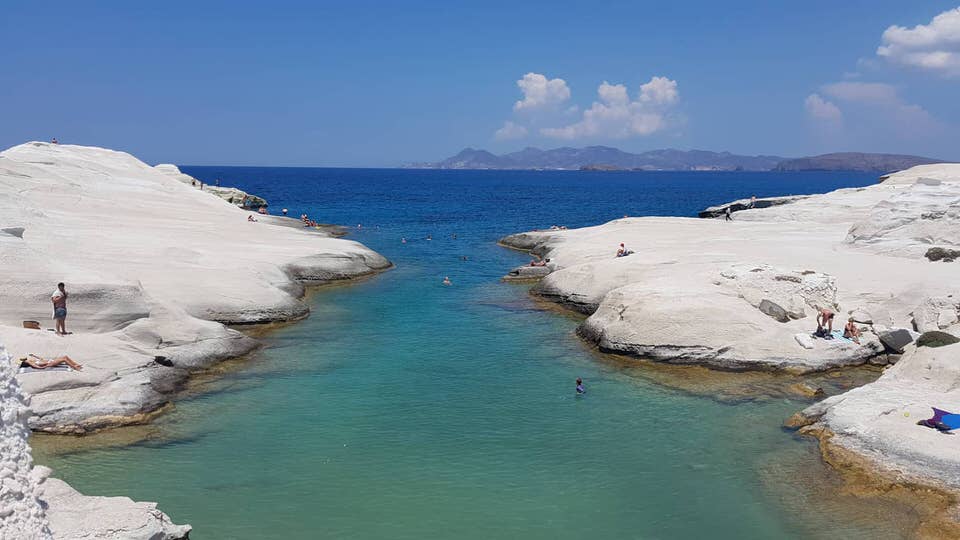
[0,344,52,539]
[796,342,960,491]
[0,142,390,432]
[1,342,189,539]
[500,163,960,371]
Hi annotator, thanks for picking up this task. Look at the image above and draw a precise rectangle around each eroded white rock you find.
[0,142,390,432]
[502,163,960,371]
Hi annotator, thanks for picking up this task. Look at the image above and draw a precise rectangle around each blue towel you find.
[830,330,852,343]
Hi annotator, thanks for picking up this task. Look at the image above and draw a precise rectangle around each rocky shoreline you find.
[500,163,960,534]
[0,142,391,538]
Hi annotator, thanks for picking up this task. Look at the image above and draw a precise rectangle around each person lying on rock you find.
[815,307,835,337]
[19,354,83,371]
[843,318,861,344]
[247,215,257,222]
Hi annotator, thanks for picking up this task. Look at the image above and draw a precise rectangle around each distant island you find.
[773,152,944,172]
[409,146,943,173]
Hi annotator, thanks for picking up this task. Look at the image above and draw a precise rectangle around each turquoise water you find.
[34,169,909,538]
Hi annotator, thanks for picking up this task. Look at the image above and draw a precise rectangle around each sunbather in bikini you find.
[19,354,83,371]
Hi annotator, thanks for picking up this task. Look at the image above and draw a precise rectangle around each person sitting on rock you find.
[258,206,267,215]
[815,307,835,337]
[616,243,632,257]
[843,318,861,344]
[19,354,83,371]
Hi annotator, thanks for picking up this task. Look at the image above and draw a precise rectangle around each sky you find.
[2,1,959,166]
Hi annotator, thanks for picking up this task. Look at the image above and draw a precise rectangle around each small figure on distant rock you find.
[51,282,68,335]
[815,307,835,336]
[724,206,732,221]
[51,138,58,144]
[247,215,257,222]
[844,317,861,344]
[576,378,585,395]
[282,208,288,216]
[616,243,632,257]
[750,195,756,208]
[442,276,452,286]
[258,206,267,215]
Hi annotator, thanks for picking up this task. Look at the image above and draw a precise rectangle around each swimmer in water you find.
[402,237,407,244]
[576,378,585,394]
[442,276,452,286]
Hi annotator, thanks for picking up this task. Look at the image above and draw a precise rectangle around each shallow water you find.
[34,169,913,538]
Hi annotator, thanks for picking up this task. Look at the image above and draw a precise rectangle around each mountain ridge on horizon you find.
[408,145,943,172]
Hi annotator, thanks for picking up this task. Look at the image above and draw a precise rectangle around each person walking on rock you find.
[52,282,68,335]
[724,206,732,221]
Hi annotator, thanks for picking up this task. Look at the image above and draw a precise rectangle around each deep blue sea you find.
[36,169,913,539]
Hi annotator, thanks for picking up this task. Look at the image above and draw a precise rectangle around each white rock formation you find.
[792,342,960,492]
[0,142,390,432]
[0,344,52,539]
[42,477,190,539]
[1,342,188,539]
[155,163,267,208]
[500,163,960,371]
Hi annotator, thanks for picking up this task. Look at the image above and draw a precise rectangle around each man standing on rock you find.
[51,282,68,335]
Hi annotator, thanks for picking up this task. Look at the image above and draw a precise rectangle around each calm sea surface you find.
[35,169,912,539]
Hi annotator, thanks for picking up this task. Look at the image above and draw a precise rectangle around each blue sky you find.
[2,1,958,166]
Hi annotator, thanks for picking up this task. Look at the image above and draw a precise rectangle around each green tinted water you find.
[34,261,910,539]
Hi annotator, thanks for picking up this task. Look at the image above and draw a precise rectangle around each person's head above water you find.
[576,378,582,385]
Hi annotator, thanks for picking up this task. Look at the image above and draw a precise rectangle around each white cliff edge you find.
[0,142,390,433]
[0,342,189,540]
[500,163,960,372]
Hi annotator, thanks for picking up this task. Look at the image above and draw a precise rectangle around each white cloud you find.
[513,73,571,112]
[817,81,937,133]
[494,121,528,140]
[877,7,960,76]
[540,76,680,140]
[638,76,679,105]
[804,93,843,122]
[821,82,899,105]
